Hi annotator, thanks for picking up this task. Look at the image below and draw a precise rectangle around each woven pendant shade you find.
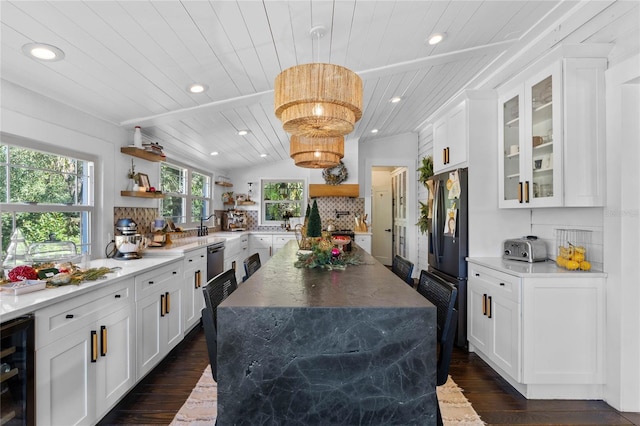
[290,135,344,169]
[275,63,363,137]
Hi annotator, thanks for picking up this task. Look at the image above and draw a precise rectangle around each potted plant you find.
[417,201,431,235]
[417,156,433,187]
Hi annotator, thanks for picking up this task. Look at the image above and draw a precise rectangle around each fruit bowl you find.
[331,236,351,247]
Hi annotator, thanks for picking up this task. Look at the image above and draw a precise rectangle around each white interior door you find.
[372,188,393,265]
[391,167,408,259]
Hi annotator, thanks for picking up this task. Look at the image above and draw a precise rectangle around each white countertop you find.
[467,257,607,278]
[0,255,183,322]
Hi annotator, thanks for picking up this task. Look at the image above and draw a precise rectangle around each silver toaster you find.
[503,236,548,262]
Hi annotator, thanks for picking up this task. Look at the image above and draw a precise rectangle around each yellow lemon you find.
[572,252,585,262]
[566,260,580,270]
[556,256,567,267]
[580,261,592,271]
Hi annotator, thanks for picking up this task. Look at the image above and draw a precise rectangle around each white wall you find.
[416,126,432,275]
[1,79,124,256]
[603,54,640,412]
[359,132,418,276]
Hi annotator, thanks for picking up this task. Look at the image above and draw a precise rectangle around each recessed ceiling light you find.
[210,151,219,156]
[260,153,268,158]
[371,129,379,134]
[427,33,446,45]
[390,96,402,103]
[22,43,65,61]
[237,130,250,136]
[187,83,208,94]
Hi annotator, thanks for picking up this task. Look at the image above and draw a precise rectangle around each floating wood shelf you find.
[309,184,359,198]
[224,201,256,206]
[215,181,233,187]
[120,146,166,162]
[121,191,165,199]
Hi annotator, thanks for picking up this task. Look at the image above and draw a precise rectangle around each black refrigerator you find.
[427,167,468,347]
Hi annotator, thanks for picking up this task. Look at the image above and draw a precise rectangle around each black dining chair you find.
[392,255,414,286]
[202,269,239,381]
[242,252,261,282]
[416,270,458,426]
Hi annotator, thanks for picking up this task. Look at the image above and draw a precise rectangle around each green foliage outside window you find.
[262,180,304,223]
[160,163,211,226]
[1,143,92,256]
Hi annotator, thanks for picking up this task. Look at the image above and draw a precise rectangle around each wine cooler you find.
[0,315,34,426]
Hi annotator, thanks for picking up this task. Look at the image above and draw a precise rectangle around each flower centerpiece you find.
[294,235,362,270]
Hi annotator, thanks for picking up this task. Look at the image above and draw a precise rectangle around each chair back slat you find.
[417,270,458,386]
[201,307,218,381]
[392,255,414,286]
[203,269,238,329]
[242,252,261,282]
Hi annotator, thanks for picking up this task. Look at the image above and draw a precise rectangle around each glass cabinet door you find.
[502,94,522,203]
[529,74,554,201]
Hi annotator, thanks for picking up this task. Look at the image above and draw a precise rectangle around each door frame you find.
[364,157,417,274]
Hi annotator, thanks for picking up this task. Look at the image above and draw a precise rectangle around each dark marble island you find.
[217,241,437,425]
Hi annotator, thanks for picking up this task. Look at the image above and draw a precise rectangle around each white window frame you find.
[259,178,306,226]
[0,133,96,256]
[160,161,213,229]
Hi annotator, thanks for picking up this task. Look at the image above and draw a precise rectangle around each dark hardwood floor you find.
[99,326,640,425]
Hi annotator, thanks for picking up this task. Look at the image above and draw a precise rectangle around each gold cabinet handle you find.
[524,181,530,203]
[91,330,98,363]
[482,294,487,316]
[161,294,166,317]
[518,182,523,203]
[101,325,107,357]
[166,291,171,314]
[446,147,450,164]
[442,148,447,164]
[195,270,201,289]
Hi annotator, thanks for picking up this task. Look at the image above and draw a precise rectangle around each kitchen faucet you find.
[199,213,216,236]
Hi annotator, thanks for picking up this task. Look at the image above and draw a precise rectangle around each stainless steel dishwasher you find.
[207,241,225,282]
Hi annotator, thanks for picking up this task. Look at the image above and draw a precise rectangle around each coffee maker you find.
[222,210,247,231]
[107,218,146,260]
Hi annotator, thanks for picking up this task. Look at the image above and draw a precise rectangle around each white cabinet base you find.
[469,346,604,399]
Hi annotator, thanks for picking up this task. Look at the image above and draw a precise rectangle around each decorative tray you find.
[1,280,47,295]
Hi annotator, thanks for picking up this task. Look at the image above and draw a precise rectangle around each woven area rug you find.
[170,365,484,425]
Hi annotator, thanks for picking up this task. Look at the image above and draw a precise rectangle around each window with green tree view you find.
[160,162,212,228]
[261,179,305,225]
[1,139,94,259]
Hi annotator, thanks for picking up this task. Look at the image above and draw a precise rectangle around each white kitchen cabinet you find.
[431,91,495,174]
[467,259,605,399]
[135,260,183,379]
[498,54,607,208]
[183,248,206,331]
[522,276,605,385]
[223,235,248,283]
[468,265,521,381]
[250,233,273,262]
[35,279,134,425]
[272,234,296,255]
[354,234,371,253]
[433,101,467,173]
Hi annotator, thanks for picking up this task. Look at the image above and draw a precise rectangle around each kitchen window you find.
[160,162,212,228]
[261,179,305,226]
[0,138,94,258]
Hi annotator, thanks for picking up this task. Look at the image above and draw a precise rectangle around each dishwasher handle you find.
[208,245,225,254]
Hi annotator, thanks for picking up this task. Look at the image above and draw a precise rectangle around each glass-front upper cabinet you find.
[498,62,562,208]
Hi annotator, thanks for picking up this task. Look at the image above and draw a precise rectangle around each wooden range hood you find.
[308,184,359,198]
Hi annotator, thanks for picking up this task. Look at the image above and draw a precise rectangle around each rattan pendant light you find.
[289,135,344,169]
[274,26,362,138]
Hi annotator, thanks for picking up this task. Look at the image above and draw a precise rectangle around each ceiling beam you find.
[121,39,516,129]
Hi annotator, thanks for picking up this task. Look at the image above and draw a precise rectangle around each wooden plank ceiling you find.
[1,0,605,170]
